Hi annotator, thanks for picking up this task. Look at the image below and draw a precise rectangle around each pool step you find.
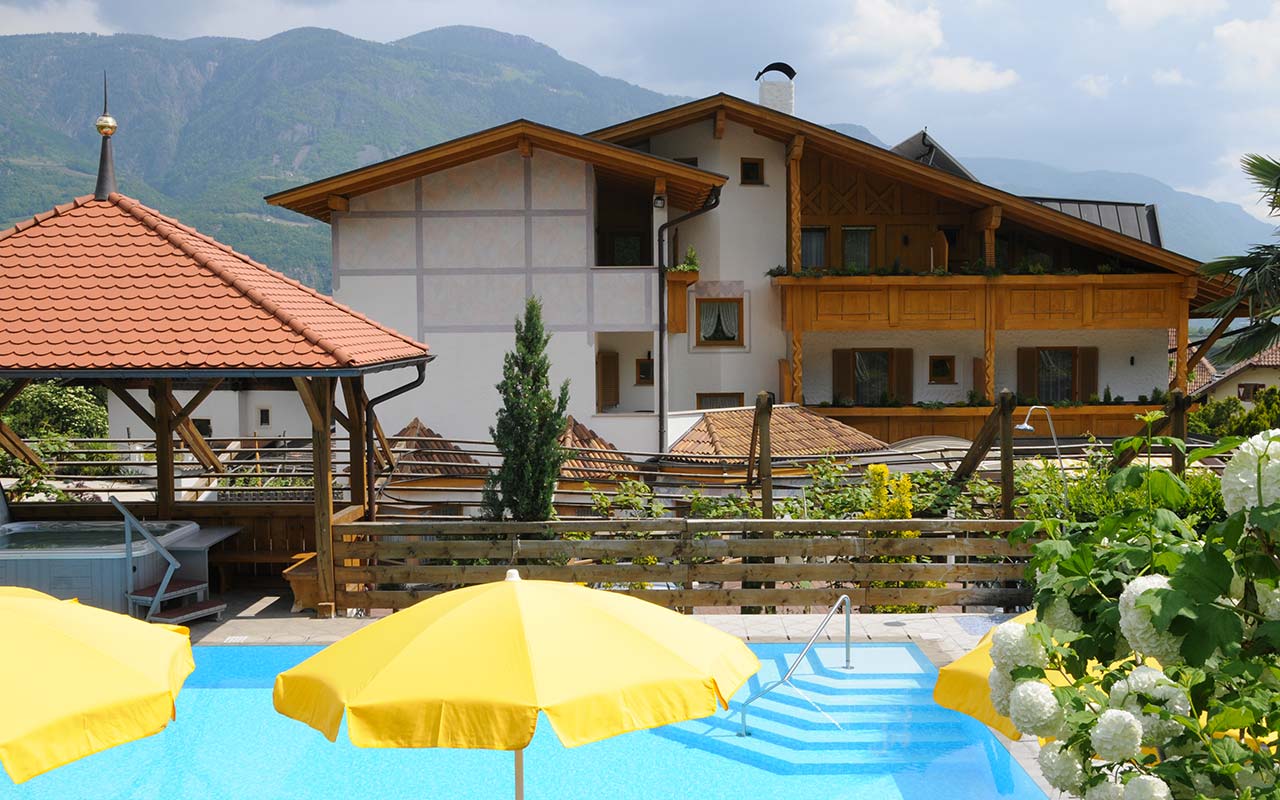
[127,578,208,603]
[149,598,227,625]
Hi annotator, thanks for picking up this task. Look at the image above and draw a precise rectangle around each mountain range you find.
[0,26,1272,291]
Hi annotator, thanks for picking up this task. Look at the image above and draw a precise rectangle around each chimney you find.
[755,62,796,115]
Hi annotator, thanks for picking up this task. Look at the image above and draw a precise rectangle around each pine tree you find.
[482,297,570,520]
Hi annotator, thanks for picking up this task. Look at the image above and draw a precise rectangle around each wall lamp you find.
[653,195,666,209]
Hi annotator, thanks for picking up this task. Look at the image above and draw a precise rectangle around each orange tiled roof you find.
[390,418,487,479]
[0,194,430,373]
[1169,329,1216,394]
[669,404,886,460]
[558,416,639,481]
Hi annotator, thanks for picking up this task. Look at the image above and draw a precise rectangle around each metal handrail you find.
[113,496,181,621]
[739,594,854,736]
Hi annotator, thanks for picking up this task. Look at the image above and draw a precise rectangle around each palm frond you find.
[1242,153,1280,213]
[1215,319,1280,365]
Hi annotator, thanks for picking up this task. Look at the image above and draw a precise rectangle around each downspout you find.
[364,359,430,521]
[656,185,722,453]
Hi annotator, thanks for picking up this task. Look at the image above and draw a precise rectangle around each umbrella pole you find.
[514,748,524,800]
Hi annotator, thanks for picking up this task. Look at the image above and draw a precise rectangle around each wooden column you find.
[342,377,368,512]
[790,330,804,404]
[756,391,774,520]
[152,379,175,519]
[1174,280,1194,393]
[984,286,996,402]
[787,136,804,273]
[296,376,336,616]
[999,389,1015,519]
[973,206,1002,267]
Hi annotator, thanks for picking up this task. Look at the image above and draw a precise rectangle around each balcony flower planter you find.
[665,270,699,334]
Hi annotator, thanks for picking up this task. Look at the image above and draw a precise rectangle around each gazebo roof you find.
[0,193,430,378]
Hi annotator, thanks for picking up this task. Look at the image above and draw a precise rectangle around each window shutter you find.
[1078,347,1099,402]
[1016,347,1037,401]
[892,349,914,404]
[832,349,854,404]
[596,351,619,412]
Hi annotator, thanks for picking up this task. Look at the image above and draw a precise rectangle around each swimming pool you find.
[2,642,1045,799]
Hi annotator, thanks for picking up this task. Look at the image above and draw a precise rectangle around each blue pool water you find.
[4,643,1045,799]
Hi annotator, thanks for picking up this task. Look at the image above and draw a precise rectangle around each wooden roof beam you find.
[971,205,1002,231]
[326,195,349,213]
[517,135,532,159]
[787,135,805,163]
[713,109,726,140]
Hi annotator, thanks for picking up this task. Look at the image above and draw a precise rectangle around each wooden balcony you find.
[810,403,1162,444]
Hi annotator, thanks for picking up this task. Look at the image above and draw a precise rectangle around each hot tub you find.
[0,519,200,613]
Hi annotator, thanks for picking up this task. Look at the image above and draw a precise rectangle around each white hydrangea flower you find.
[1123,774,1172,800]
[1041,596,1083,633]
[988,666,1014,716]
[1009,681,1064,737]
[1221,429,1280,515]
[1084,780,1126,800]
[1091,709,1143,762]
[1109,666,1190,745]
[1118,575,1183,664]
[1036,741,1084,794]
[990,620,1047,673]
[1258,584,1280,621]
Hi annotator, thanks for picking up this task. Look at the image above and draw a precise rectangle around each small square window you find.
[740,158,765,185]
[257,407,271,427]
[696,392,745,410]
[1239,383,1266,402]
[695,298,744,346]
[635,358,654,386]
[192,418,213,437]
[928,355,956,385]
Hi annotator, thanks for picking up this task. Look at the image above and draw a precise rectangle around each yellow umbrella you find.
[0,586,195,784]
[932,611,1038,740]
[273,570,760,799]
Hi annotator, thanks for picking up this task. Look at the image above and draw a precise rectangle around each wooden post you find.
[790,330,804,403]
[983,286,996,402]
[152,379,175,519]
[342,377,368,513]
[999,389,1015,519]
[297,376,336,617]
[1171,389,1187,476]
[756,391,774,519]
[786,136,804,274]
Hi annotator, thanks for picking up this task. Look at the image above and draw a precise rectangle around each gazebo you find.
[0,97,431,616]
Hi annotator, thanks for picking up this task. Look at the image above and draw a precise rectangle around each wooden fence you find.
[330,518,1031,612]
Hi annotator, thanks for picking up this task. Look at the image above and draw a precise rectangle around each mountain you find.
[825,122,887,149]
[962,157,1276,263]
[0,27,1272,292]
[0,26,681,290]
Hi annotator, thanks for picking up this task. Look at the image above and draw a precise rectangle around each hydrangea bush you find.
[1000,415,1280,798]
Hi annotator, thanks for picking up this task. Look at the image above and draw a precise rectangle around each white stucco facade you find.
[1205,366,1280,407]
[106,388,312,443]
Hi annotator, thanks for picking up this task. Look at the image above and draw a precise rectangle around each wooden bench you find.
[208,547,297,591]
[282,552,320,614]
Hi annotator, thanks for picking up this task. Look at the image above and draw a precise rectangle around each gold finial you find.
[94,72,117,137]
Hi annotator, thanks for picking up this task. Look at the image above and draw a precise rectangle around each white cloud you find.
[1105,0,1226,29]
[0,0,111,34]
[1214,4,1280,89]
[927,56,1018,92]
[825,0,1016,93]
[1151,67,1190,86]
[1075,73,1112,98]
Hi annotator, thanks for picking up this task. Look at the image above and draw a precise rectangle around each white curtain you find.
[699,301,739,343]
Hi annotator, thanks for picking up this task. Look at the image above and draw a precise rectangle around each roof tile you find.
[669,405,886,461]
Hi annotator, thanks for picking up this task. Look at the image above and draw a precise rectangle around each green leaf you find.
[1147,469,1190,508]
[1170,547,1236,604]
[1189,436,1246,464]
[1149,435,1187,453]
[1207,706,1257,734]
[1152,507,1192,535]
[1108,464,1147,493]
[1248,505,1280,536]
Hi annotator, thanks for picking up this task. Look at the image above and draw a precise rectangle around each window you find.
[928,355,956,385]
[257,407,271,427]
[740,157,764,185]
[1240,383,1266,402]
[695,298,744,346]
[674,156,699,167]
[608,231,646,266]
[841,226,874,272]
[1037,348,1076,403]
[801,227,827,270]
[833,349,913,406]
[635,358,654,386]
[696,392,745,410]
[852,350,892,405]
[192,418,213,437]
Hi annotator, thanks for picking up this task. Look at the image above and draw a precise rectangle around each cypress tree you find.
[482,297,570,520]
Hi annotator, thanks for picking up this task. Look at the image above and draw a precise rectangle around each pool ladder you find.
[738,594,854,736]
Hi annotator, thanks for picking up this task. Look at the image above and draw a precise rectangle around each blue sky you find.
[3,0,1278,220]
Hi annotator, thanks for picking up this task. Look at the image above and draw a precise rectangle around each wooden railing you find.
[330,518,1031,612]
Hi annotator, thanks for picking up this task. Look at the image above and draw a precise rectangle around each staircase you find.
[126,579,226,625]
[654,643,1005,777]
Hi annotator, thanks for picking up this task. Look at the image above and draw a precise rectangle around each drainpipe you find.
[656,186,722,453]
[364,359,430,521]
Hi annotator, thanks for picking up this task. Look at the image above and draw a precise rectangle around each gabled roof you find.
[1028,198,1162,248]
[892,130,977,182]
[0,194,430,377]
[390,418,487,479]
[668,404,886,461]
[558,416,638,481]
[1200,341,1280,395]
[267,119,728,222]
[589,93,1231,308]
